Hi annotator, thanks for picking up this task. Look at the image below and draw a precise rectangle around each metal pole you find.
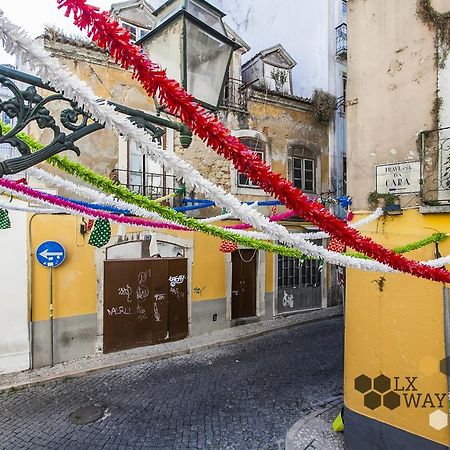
[50,267,54,367]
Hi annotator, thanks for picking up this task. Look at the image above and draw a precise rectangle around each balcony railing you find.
[110,169,182,201]
[222,77,247,111]
[336,96,346,117]
[336,23,348,60]
[420,126,450,204]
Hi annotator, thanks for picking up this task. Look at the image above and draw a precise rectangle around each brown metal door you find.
[231,250,257,319]
[148,259,169,344]
[103,259,169,353]
[167,258,188,341]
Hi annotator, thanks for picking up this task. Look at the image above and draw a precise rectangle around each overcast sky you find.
[0,0,224,64]
[0,1,128,64]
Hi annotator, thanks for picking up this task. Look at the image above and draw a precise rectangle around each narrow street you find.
[0,317,343,450]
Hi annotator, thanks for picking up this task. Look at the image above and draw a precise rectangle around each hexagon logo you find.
[383,391,401,410]
[440,356,450,376]
[374,374,391,393]
[429,410,448,431]
[355,374,372,393]
[419,356,439,377]
[364,391,382,410]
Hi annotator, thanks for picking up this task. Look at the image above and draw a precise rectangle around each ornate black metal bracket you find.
[0,65,192,177]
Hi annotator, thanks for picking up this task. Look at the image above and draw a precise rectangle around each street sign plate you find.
[36,241,66,268]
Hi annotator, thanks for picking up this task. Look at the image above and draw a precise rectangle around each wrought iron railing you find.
[420,126,450,204]
[222,77,247,111]
[336,23,348,60]
[110,169,182,200]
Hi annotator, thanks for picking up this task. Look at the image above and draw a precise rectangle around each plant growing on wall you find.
[367,191,400,211]
[270,68,288,92]
[312,89,337,123]
[417,0,450,66]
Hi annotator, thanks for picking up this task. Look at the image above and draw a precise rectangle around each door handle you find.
[232,290,239,295]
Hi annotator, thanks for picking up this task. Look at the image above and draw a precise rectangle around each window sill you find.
[231,185,269,197]
[419,205,450,214]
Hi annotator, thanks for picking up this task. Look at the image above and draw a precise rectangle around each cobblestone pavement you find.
[0,317,343,450]
[286,399,345,450]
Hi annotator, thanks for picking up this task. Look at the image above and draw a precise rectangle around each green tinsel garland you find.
[345,233,448,260]
[0,122,308,259]
[2,121,446,260]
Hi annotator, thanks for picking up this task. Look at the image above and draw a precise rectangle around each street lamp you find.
[137,0,239,110]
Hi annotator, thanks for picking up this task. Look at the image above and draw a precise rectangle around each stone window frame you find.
[230,129,271,197]
[287,142,322,195]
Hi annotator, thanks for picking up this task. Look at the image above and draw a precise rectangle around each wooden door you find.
[231,250,257,319]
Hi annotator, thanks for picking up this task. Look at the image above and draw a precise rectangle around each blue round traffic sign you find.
[36,241,66,268]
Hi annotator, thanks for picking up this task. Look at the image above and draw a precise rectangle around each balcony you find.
[420,126,450,205]
[221,77,247,112]
[336,23,347,60]
[110,169,182,201]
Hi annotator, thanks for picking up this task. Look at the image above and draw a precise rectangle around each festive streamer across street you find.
[55,0,450,283]
[0,17,408,275]
[24,166,445,260]
[0,177,342,260]
[0,12,339,263]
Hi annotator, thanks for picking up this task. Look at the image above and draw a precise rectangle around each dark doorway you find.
[231,249,257,319]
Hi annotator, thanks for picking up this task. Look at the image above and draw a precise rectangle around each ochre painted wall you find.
[345,209,449,446]
[192,232,227,301]
[30,215,277,321]
[31,214,97,321]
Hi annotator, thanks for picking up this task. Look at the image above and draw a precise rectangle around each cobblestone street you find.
[0,317,343,449]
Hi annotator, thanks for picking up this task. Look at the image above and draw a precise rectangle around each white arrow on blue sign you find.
[36,241,66,268]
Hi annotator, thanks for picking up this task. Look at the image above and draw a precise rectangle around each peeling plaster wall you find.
[24,38,153,184]
[347,0,437,209]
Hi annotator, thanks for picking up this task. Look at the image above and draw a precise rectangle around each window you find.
[293,157,315,192]
[278,256,321,288]
[237,137,265,188]
[121,21,149,43]
[342,0,347,16]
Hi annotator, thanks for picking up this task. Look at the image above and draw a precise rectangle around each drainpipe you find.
[27,214,39,370]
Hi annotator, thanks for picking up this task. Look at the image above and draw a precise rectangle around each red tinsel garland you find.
[57,0,450,283]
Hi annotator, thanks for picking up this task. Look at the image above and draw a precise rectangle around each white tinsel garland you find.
[0,11,403,273]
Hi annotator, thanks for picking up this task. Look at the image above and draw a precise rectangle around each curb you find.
[0,308,343,393]
[285,397,344,450]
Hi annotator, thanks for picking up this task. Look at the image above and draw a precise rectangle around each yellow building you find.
[345,0,450,448]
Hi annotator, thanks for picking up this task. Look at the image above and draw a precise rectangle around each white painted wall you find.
[212,0,343,98]
[0,203,30,374]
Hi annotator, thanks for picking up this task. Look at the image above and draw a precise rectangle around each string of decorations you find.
[345,233,448,259]
[0,178,338,259]
[54,0,450,283]
[0,18,405,274]
[0,196,58,214]
[0,130,445,265]
[0,12,353,266]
